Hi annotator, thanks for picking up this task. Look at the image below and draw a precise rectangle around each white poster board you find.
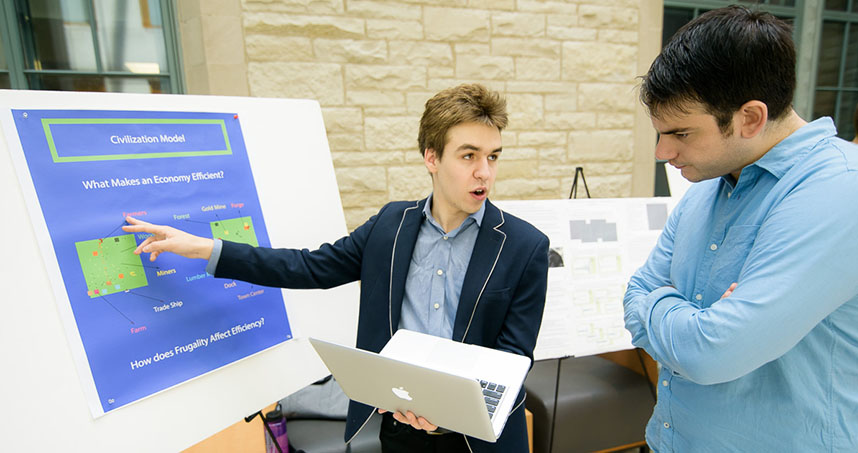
[495,197,677,359]
[0,90,359,452]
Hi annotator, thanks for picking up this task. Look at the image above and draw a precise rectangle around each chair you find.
[525,355,655,453]
[279,376,384,453]
[286,415,381,453]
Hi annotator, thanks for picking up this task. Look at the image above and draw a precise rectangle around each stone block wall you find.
[214,0,661,229]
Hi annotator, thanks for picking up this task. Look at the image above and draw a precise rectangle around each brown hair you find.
[418,83,508,158]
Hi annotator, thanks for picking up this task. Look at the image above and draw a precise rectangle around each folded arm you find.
[625,176,858,384]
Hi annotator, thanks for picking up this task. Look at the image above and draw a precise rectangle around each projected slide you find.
[11,109,292,417]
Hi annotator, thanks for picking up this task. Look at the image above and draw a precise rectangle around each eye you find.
[463,153,473,160]
[488,154,499,161]
[675,132,689,139]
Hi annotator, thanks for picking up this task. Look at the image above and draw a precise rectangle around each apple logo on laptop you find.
[392,387,413,401]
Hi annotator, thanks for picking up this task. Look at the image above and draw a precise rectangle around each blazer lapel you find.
[453,200,506,342]
[387,199,424,336]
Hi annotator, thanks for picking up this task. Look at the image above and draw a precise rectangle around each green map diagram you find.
[75,234,149,298]
[211,216,258,247]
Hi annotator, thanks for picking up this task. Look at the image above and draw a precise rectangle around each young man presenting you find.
[125,83,549,453]
[625,6,858,452]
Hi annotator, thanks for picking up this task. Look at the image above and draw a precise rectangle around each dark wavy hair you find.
[640,6,796,133]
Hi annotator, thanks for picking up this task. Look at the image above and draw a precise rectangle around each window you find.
[812,1,858,139]
[0,0,182,93]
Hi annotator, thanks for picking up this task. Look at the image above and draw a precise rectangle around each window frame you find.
[0,0,184,93]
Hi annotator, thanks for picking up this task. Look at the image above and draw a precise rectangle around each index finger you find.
[122,216,162,234]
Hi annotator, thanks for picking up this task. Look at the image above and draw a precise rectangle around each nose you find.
[474,157,491,180]
[654,136,675,161]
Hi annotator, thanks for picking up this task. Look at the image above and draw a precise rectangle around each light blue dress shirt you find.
[399,194,484,339]
[624,118,858,452]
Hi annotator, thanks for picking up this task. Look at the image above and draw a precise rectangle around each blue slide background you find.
[13,109,291,414]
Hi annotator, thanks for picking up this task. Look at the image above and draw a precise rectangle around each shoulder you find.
[487,202,548,245]
[814,136,858,174]
[369,199,423,222]
[782,137,858,199]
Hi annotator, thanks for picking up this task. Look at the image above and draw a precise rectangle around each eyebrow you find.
[457,144,503,153]
[658,128,691,135]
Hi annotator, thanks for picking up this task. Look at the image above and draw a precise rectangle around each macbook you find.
[308,329,531,442]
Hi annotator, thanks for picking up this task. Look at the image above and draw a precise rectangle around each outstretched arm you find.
[122,216,214,261]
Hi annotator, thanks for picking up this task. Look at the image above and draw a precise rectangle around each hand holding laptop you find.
[377,408,438,432]
[309,329,531,442]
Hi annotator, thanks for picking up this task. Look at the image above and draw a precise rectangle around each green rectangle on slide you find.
[75,234,149,298]
[43,118,232,163]
[211,216,258,247]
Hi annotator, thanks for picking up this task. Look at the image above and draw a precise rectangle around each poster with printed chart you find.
[9,109,292,417]
[495,198,677,359]
[75,234,149,298]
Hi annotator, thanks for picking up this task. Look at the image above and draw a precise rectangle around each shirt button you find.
[710,243,718,251]
[664,422,670,429]
[436,269,443,276]
[434,303,440,310]
[727,191,732,198]
[443,236,448,240]
[662,380,668,387]
[695,294,702,301]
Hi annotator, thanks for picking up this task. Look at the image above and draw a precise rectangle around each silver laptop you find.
[308,329,531,443]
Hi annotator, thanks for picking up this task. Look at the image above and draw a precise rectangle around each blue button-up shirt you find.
[624,117,858,452]
[399,194,484,338]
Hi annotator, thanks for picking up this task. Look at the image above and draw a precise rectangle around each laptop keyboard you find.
[479,380,506,419]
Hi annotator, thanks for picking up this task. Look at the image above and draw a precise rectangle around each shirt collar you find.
[422,193,485,231]
[750,117,837,180]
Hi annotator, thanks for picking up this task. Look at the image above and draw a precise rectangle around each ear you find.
[423,148,439,175]
[736,100,768,139]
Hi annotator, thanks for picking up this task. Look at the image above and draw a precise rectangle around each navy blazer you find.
[216,198,549,452]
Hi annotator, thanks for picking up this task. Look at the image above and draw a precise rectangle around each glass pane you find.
[837,90,858,140]
[0,73,10,89]
[663,7,695,47]
[93,0,168,74]
[26,74,168,93]
[825,0,848,11]
[813,90,837,121]
[845,23,858,88]
[817,21,845,87]
[24,0,97,71]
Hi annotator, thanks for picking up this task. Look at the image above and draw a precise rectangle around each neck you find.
[730,110,807,181]
[430,201,468,233]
